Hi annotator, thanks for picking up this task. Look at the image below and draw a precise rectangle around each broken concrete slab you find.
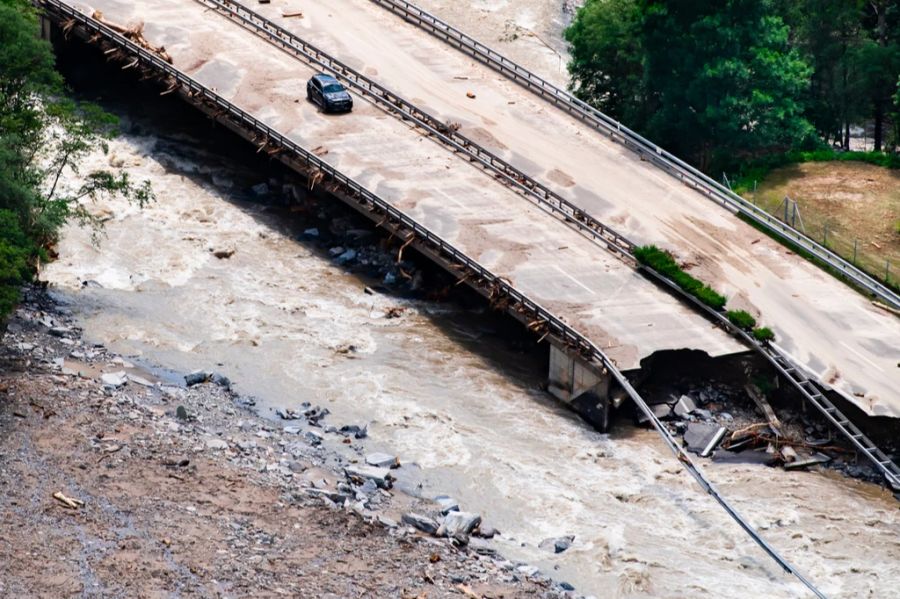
[683,422,720,454]
[784,453,832,470]
[712,450,778,466]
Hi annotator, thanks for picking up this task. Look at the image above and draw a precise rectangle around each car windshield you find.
[323,84,344,93]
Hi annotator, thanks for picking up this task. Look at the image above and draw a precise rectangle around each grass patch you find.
[634,245,728,310]
[752,326,775,342]
[731,149,900,194]
[726,309,757,330]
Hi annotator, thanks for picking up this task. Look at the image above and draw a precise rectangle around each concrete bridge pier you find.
[547,345,611,432]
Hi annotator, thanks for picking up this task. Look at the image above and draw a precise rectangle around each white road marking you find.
[434,189,466,208]
[554,265,596,295]
[840,341,885,373]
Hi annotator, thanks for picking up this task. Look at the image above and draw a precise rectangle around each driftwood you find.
[52,491,84,510]
[92,10,173,64]
[744,384,783,437]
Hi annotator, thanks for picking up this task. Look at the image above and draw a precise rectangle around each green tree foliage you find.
[0,0,152,319]
[566,0,900,166]
[566,0,813,170]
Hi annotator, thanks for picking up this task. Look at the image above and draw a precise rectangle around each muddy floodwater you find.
[40,91,899,599]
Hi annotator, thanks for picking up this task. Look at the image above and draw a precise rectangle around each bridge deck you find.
[70,0,744,371]
[237,0,899,416]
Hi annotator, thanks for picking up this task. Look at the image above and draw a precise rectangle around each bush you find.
[726,309,757,330]
[752,327,775,342]
[634,245,727,310]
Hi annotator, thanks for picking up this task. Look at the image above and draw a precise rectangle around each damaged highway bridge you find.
[38,0,900,595]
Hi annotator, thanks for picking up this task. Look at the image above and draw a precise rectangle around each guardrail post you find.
[853,238,858,265]
[887,260,892,283]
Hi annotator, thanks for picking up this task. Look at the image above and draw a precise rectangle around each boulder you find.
[539,536,574,554]
[184,370,210,386]
[205,438,228,450]
[345,465,392,489]
[211,372,231,388]
[437,511,481,538]
[401,512,439,535]
[434,494,459,515]
[365,452,399,469]
[101,371,128,388]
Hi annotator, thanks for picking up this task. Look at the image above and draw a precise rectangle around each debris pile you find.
[639,381,894,486]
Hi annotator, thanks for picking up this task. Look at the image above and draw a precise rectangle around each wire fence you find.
[745,193,898,291]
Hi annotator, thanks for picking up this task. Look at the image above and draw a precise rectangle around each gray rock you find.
[376,515,398,528]
[401,512,439,535]
[516,565,539,577]
[251,182,269,196]
[127,373,155,387]
[306,488,349,504]
[672,395,697,418]
[358,479,379,496]
[336,249,357,264]
[475,524,498,539]
[560,582,575,591]
[345,465,392,489]
[437,511,481,538]
[211,372,231,388]
[283,426,302,435]
[365,452,398,469]
[539,535,574,554]
[303,227,319,237]
[184,370,209,386]
[175,405,189,420]
[49,326,71,337]
[101,371,128,387]
[304,430,324,446]
[693,408,713,420]
[340,424,368,439]
[205,438,229,450]
[434,495,459,515]
[328,246,345,257]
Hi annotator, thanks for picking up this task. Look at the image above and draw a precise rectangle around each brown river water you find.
[41,41,899,599]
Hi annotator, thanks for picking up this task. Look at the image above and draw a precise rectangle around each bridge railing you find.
[370,0,900,311]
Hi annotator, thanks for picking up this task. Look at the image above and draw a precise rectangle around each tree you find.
[564,0,645,126]
[565,0,814,171]
[0,0,153,318]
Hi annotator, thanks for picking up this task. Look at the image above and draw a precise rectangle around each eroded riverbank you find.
[0,288,570,597]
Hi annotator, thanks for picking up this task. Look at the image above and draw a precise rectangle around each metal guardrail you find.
[368,0,900,312]
[200,0,899,492]
[40,2,829,592]
[195,0,636,262]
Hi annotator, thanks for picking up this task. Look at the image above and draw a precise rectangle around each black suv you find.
[306,74,353,113]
